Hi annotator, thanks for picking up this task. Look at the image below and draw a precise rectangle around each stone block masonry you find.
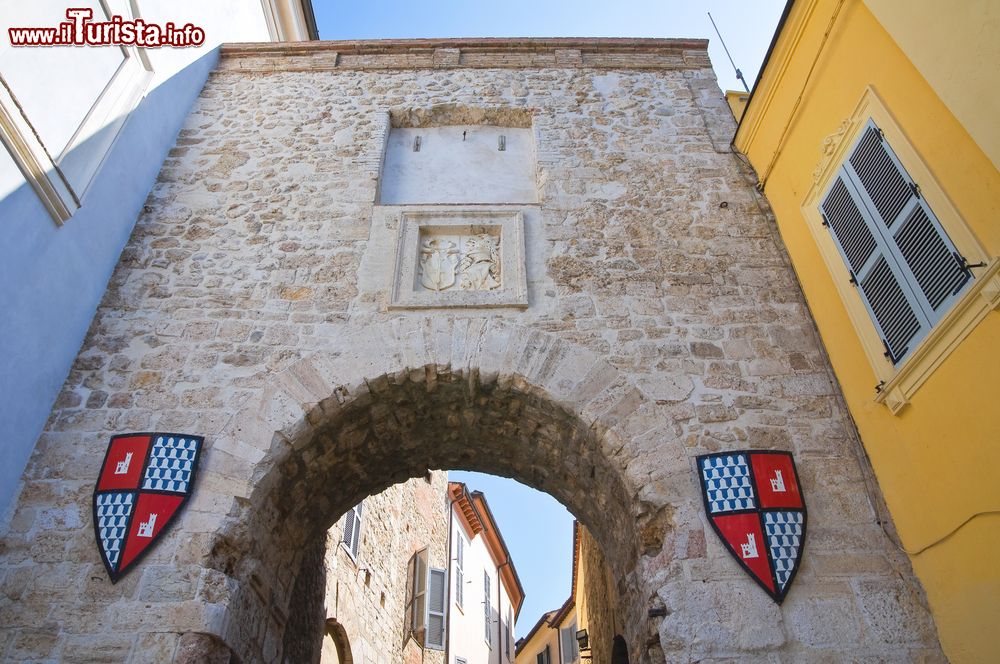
[0,39,943,663]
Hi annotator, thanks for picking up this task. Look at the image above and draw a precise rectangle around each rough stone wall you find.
[577,526,619,664]
[0,40,943,664]
[320,473,448,664]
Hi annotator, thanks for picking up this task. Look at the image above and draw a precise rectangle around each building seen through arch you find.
[305,475,528,664]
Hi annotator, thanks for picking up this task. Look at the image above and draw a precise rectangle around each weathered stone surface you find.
[0,39,943,664]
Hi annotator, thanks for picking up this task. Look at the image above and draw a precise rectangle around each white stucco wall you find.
[449,512,517,664]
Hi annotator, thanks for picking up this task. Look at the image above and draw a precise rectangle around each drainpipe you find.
[497,559,513,664]
[496,561,502,664]
[556,613,563,664]
[445,492,455,664]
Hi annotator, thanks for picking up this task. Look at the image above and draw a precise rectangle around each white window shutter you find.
[506,608,513,658]
[560,622,579,663]
[456,535,464,609]
[426,567,447,650]
[349,502,363,558]
[484,571,492,645]
[846,122,970,315]
[822,121,972,364]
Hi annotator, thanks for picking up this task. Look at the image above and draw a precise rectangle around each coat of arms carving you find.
[419,233,500,292]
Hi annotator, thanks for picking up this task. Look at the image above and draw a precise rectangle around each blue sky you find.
[311,0,787,634]
[312,0,787,92]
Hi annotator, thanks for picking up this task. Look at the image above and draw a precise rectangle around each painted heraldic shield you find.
[696,450,807,603]
[93,433,203,583]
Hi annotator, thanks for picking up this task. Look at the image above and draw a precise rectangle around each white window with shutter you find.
[536,645,552,664]
[484,570,492,646]
[820,120,974,365]
[560,621,579,663]
[341,501,364,560]
[408,548,446,650]
[426,567,447,650]
[455,532,465,610]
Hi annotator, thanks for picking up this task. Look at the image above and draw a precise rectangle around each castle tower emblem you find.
[114,451,133,475]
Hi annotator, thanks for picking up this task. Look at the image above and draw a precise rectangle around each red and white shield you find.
[92,433,203,583]
[696,450,807,603]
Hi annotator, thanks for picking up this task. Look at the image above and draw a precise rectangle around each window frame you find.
[0,0,152,225]
[801,86,996,413]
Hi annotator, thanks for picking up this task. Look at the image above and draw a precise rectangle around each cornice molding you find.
[216,37,711,73]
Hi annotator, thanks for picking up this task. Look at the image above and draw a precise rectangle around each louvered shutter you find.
[505,607,512,658]
[425,567,447,650]
[455,535,464,609]
[341,502,363,559]
[821,121,971,363]
[411,548,428,632]
[561,623,579,663]
[484,572,492,645]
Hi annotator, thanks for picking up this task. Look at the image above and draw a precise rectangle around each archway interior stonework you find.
[0,39,947,664]
[208,326,652,663]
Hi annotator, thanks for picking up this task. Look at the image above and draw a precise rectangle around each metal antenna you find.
[708,12,750,92]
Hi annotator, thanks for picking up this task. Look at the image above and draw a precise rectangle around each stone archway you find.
[197,319,662,662]
[321,619,352,664]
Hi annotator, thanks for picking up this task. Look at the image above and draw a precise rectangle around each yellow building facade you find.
[734,1,1000,662]
[515,524,625,664]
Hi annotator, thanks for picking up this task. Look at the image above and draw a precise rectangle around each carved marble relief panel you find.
[389,210,527,309]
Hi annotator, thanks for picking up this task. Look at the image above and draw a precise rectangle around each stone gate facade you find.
[0,39,943,663]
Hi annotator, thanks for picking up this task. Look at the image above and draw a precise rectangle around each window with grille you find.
[341,501,364,560]
[820,120,974,364]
